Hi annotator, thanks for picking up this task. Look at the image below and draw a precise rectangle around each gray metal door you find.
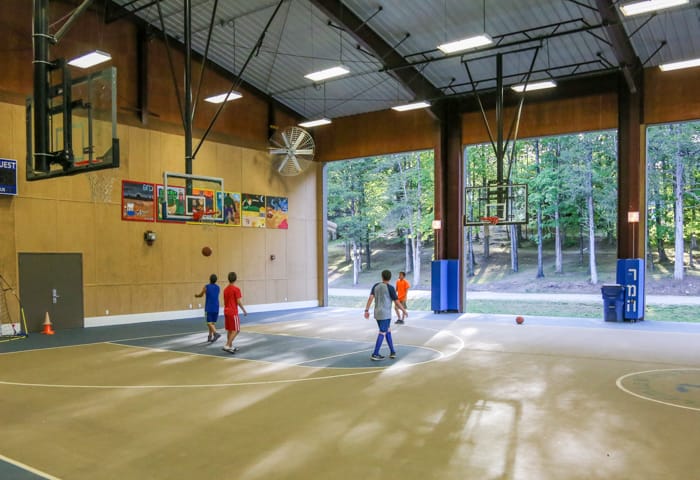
[18,253,84,332]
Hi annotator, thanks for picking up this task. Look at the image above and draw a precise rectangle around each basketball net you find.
[86,170,117,203]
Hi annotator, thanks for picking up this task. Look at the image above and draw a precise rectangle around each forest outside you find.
[326,121,699,321]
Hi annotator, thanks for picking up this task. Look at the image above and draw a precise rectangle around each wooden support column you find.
[617,71,646,259]
[434,100,464,310]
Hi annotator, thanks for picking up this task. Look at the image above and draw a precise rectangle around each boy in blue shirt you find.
[195,274,221,342]
[364,270,408,360]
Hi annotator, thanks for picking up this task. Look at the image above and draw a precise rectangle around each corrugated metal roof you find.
[110,0,700,121]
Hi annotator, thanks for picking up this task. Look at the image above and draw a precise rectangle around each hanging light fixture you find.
[67,50,112,69]
[619,0,688,16]
[204,92,243,103]
[511,80,557,93]
[392,101,431,112]
[658,57,700,71]
[299,118,332,128]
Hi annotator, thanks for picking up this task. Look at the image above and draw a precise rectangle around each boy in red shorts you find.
[222,272,247,353]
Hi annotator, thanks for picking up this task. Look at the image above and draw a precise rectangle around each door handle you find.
[52,288,60,304]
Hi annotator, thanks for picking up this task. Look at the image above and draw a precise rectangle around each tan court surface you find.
[1,308,699,480]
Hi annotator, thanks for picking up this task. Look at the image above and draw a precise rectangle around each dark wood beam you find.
[310,0,442,103]
[594,0,642,93]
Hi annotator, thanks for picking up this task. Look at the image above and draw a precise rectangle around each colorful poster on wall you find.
[241,193,266,228]
[121,180,155,221]
[0,158,18,195]
[192,188,216,214]
[217,191,241,226]
[156,184,186,222]
[266,196,289,229]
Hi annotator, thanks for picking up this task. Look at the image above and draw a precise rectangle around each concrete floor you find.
[1,308,699,479]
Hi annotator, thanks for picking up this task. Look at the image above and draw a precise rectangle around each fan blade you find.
[280,130,291,148]
[288,154,302,173]
[294,149,314,155]
[269,148,289,155]
[292,130,308,150]
[276,156,290,173]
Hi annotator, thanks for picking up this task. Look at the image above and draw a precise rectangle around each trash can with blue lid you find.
[601,284,624,322]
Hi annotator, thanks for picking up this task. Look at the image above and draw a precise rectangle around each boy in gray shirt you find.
[364,270,408,360]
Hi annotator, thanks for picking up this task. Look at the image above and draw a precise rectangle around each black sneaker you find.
[395,319,405,324]
[370,354,385,361]
[212,332,221,342]
[389,352,397,359]
[207,334,213,342]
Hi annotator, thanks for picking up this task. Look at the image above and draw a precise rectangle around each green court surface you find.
[1,307,699,480]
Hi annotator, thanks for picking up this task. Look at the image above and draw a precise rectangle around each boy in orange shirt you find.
[395,271,410,324]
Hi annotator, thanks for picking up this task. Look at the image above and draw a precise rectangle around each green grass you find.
[329,295,699,322]
[327,237,700,323]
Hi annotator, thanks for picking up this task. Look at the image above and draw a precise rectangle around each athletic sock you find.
[386,332,395,353]
[373,334,384,355]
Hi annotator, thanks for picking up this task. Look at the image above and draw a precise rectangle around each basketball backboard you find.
[464,183,528,226]
[26,65,119,180]
[161,172,225,223]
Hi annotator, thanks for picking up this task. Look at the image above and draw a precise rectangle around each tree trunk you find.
[352,240,360,285]
[673,141,685,280]
[405,236,412,274]
[654,198,670,263]
[365,233,371,271]
[344,240,351,263]
[483,225,490,259]
[585,149,598,284]
[510,224,519,272]
[467,228,476,277]
[412,234,422,286]
[554,207,563,273]
[535,139,544,278]
[690,234,697,268]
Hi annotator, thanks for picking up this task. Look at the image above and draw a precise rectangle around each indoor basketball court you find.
[1,308,699,479]
[2,0,700,479]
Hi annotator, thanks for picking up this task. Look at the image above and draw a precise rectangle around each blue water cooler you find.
[616,259,645,321]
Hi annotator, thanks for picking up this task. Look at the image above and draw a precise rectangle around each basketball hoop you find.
[481,216,500,225]
[192,210,204,222]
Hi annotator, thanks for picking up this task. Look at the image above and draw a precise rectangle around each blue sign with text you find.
[616,259,645,320]
[0,158,17,195]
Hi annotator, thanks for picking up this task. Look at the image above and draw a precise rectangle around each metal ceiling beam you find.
[594,0,642,93]
[309,0,442,103]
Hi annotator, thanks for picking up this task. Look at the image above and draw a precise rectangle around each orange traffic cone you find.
[41,312,55,335]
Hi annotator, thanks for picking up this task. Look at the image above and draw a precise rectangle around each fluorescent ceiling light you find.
[658,57,700,71]
[392,101,431,112]
[437,34,493,54]
[619,0,688,16]
[299,118,332,128]
[204,92,242,103]
[511,80,557,92]
[304,66,350,82]
[67,50,112,69]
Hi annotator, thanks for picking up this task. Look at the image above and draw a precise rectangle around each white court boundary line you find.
[0,323,465,389]
[0,453,61,480]
[616,368,700,412]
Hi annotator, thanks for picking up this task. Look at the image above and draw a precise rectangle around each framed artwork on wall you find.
[121,180,155,222]
[186,195,206,215]
[241,193,266,228]
[217,191,241,226]
[156,184,186,222]
[266,196,288,229]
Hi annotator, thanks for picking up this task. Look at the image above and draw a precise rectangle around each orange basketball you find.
[516,316,524,324]
[201,246,212,257]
